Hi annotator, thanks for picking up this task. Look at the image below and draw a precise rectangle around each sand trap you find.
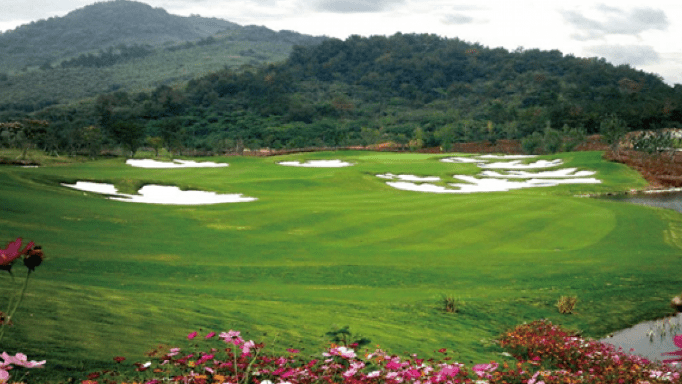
[480,168,596,178]
[478,155,537,159]
[386,182,461,193]
[61,181,120,195]
[478,159,563,169]
[440,157,487,164]
[377,173,441,182]
[450,175,600,192]
[278,160,354,167]
[126,159,228,168]
[383,175,600,194]
[62,182,256,205]
[110,185,256,205]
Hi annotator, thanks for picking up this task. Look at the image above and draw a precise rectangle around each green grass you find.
[0,150,679,382]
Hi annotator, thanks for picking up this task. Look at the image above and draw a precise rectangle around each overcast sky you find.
[1,0,681,85]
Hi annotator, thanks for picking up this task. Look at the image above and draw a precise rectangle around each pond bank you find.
[600,313,682,362]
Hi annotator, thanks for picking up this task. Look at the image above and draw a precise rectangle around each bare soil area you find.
[604,149,682,189]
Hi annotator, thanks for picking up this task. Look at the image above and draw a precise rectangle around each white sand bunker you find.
[278,159,354,167]
[440,157,486,164]
[386,175,600,194]
[478,159,563,169]
[480,168,596,178]
[386,155,598,193]
[126,159,228,168]
[61,181,119,195]
[478,154,537,159]
[387,182,459,193]
[62,182,256,205]
[110,185,256,205]
[377,173,441,182]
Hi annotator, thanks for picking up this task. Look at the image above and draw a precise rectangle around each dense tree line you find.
[60,44,153,68]
[5,33,682,156]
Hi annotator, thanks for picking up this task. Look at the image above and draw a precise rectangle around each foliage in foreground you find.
[69,320,682,384]
[1,237,46,382]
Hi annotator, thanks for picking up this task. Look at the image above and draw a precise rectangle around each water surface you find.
[600,314,682,362]
[602,191,682,214]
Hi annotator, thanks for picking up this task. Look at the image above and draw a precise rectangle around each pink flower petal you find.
[673,335,682,349]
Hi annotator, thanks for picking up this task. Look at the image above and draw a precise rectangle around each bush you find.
[441,295,463,313]
[556,295,578,314]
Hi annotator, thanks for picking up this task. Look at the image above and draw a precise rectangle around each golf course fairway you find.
[1,150,681,381]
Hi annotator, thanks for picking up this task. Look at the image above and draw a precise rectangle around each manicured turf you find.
[0,150,680,382]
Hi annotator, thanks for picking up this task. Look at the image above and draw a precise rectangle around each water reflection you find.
[603,191,682,214]
[598,191,682,361]
[600,314,682,362]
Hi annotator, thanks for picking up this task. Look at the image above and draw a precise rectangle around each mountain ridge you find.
[0,0,282,70]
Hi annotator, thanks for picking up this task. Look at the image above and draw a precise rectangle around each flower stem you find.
[0,269,31,344]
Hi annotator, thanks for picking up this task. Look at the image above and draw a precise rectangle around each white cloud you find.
[585,44,661,66]
[313,0,406,13]
[562,6,668,40]
[441,13,475,25]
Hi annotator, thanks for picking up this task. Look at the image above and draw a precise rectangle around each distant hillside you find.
[0,0,322,71]
[0,0,326,112]
[16,33,681,158]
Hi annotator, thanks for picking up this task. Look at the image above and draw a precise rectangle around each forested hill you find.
[1,0,248,70]
[8,32,682,156]
[278,34,679,131]
[0,0,327,113]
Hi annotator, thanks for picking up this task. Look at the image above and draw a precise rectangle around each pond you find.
[600,313,682,362]
[597,190,682,362]
[601,190,682,214]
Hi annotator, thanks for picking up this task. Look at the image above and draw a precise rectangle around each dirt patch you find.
[604,149,682,189]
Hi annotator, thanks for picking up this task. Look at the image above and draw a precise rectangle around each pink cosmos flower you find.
[219,330,245,346]
[438,364,460,378]
[241,340,256,355]
[0,352,45,368]
[472,362,499,378]
[663,335,682,364]
[323,346,356,359]
[187,331,198,340]
[0,238,33,268]
[205,332,216,339]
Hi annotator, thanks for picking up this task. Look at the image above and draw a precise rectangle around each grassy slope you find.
[0,150,679,381]
[1,39,291,106]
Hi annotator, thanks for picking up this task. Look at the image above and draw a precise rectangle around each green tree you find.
[600,114,628,155]
[158,118,185,158]
[82,125,104,159]
[434,124,457,151]
[543,123,562,154]
[410,127,425,151]
[107,120,145,157]
[146,136,164,157]
[561,124,585,152]
[521,132,543,154]
[0,119,49,159]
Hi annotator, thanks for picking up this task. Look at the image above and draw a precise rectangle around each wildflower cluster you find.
[0,351,45,382]
[82,320,682,384]
[499,320,682,383]
[1,237,46,383]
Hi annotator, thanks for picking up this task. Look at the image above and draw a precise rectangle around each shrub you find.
[556,295,578,314]
[441,295,463,313]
